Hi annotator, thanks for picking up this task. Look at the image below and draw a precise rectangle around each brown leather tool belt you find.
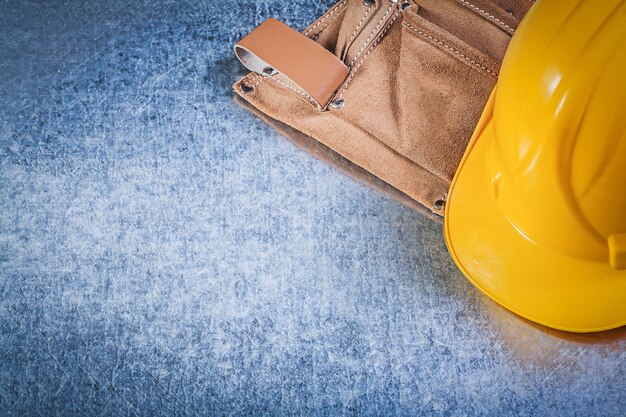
[234,0,533,216]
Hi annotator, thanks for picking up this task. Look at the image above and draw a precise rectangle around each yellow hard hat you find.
[444,0,626,332]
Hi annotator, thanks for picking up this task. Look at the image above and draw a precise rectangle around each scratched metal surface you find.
[0,0,624,416]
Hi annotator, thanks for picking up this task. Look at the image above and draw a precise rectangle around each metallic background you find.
[0,0,624,415]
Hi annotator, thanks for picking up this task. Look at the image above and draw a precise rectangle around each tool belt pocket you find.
[233,0,529,213]
[341,0,505,183]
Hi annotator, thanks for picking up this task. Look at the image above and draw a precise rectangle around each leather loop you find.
[235,18,349,109]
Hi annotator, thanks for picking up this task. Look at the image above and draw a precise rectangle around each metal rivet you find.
[330,98,345,109]
[241,84,254,94]
[262,66,277,76]
[434,199,446,210]
[363,0,375,6]
[401,1,410,10]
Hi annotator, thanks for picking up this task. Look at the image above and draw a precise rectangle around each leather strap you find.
[234,18,349,109]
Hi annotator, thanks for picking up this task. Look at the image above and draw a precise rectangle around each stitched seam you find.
[348,3,395,68]
[307,2,347,39]
[250,74,264,89]
[244,74,318,107]
[346,6,372,48]
[339,11,400,99]
[270,77,319,107]
[457,0,515,34]
[403,22,497,77]
[304,0,348,37]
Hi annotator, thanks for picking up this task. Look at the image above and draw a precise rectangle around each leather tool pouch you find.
[233,0,532,215]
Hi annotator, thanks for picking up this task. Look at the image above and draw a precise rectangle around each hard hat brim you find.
[444,90,626,333]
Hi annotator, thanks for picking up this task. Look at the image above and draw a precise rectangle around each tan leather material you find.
[234,18,349,109]
[234,0,532,215]
[415,0,511,62]
[457,0,533,33]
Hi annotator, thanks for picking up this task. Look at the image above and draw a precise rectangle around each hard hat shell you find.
[444,0,626,332]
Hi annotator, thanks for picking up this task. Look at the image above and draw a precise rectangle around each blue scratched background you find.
[0,0,624,416]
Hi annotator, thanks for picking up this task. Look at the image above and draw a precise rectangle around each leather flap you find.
[235,18,349,109]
